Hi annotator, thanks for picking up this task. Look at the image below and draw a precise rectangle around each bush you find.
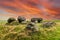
[17,16,26,23]
[7,17,16,23]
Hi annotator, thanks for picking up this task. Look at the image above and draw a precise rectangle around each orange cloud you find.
[0,0,60,20]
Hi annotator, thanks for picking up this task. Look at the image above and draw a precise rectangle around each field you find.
[0,20,60,40]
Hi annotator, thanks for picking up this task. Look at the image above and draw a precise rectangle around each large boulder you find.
[7,17,16,23]
[26,23,35,30]
[37,18,43,23]
[31,18,37,23]
[17,16,26,23]
[42,21,56,28]
[31,18,43,23]
[25,22,38,32]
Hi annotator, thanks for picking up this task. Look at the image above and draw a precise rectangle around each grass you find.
[0,20,60,40]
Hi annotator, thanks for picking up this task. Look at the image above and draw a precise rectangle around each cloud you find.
[0,4,21,12]
[0,9,17,20]
[0,0,14,2]
[0,0,60,19]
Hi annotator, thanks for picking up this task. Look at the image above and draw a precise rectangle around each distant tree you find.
[7,17,16,23]
[17,16,26,23]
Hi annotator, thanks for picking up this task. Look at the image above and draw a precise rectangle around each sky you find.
[0,0,60,20]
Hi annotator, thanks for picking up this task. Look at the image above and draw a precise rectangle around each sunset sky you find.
[0,0,60,20]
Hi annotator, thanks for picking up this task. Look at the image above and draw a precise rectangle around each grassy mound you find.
[0,20,60,40]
